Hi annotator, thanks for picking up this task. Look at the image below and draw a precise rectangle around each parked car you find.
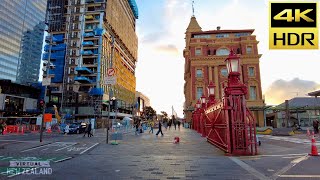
[68,123,87,134]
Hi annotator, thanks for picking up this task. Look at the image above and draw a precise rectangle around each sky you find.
[134,0,320,118]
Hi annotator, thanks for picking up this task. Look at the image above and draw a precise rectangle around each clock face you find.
[216,48,230,56]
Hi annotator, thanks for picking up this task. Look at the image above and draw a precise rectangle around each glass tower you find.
[0,0,47,84]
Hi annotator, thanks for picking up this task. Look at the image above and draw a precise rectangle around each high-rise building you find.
[0,0,47,84]
[183,16,265,126]
[44,0,138,121]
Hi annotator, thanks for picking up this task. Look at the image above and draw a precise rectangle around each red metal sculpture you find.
[191,50,258,156]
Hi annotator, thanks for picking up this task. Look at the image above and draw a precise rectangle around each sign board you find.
[105,76,116,85]
[44,114,52,122]
[107,68,116,76]
[42,78,51,86]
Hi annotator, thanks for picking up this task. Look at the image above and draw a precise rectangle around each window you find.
[197,87,203,100]
[250,86,257,100]
[221,68,228,77]
[195,48,201,56]
[246,46,252,54]
[207,50,211,55]
[196,69,203,78]
[216,34,229,38]
[248,67,255,77]
[216,48,229,56]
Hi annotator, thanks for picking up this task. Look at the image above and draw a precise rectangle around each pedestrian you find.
[0,120,4,135]
[313,119,319,134]
[87,123,93,137]
[168,120,171,130]
[156,121,163,136]
[135,121,139,135]
[83,123,89,137]
[174,120,177,130]
[149,121,154,134]
[64,123,70,135]
[178,121,181,130]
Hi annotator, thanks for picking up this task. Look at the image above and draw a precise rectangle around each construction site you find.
[43,0,139,127]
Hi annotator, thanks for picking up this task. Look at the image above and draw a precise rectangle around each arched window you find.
[207,50,211,55]
[213,49,216,55]
[216,48,230,56]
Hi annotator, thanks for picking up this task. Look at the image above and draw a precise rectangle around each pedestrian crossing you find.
[260,135,320,145]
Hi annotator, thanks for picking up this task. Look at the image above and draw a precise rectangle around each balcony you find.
[82,41,94,46]
[85,15,94,20]
[75,67,93,74]
[94,28,104,36]
[74,76,93,83]
[83,32,95,37]
[81,50,98,55]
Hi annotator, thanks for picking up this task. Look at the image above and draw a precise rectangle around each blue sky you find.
[134,0,320,117]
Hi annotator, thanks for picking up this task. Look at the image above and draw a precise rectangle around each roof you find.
[186,16,202,32]
[192,29,255,35]
[308,89,320,96]
[272,97,320,110]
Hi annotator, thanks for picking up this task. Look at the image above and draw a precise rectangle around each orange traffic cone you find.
[307,128,310,136]
[309,132,319,156]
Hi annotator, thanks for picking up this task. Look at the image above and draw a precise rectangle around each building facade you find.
[0,0,47,84]
[183,16,265,126]
[135,91,150,116]
[44,0,138,119]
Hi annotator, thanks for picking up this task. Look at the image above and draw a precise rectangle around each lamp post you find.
[40,35,54,142]
[194,99,201,131]
[207,81,216,107]
[224,50,247,96]
[200,94,207,109]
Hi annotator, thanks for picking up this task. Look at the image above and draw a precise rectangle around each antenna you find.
[192,0,195,16]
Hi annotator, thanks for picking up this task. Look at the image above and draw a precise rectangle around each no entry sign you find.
[107,68,115,76]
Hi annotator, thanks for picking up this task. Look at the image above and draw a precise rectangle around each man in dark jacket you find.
[156,121,163,136]
[313,119,319,134]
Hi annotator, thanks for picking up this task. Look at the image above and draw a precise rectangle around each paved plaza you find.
[0,127,319,180]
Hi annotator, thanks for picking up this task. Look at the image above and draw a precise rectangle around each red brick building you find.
[183,16,265,127]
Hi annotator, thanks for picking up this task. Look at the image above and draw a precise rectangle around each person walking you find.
[177,121,181,130]
[83,123,89,137]
[0,120,4,135]
[156,121,163,136]
[64,123,70,136]
[135,121,139,135]
[313,119,319,134]
[87,123,93,137]
[149,121,154,134]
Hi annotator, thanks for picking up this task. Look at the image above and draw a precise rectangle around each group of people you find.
[134,118,182,137]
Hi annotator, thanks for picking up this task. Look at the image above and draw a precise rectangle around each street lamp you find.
[196,99,201,109]
[40,34,55,143]
[225,50,240,74]
[200,94,206,109]
[207,81,216,106]
[224,50,247,96]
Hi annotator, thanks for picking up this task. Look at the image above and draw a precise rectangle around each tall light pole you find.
[40,35,53,142]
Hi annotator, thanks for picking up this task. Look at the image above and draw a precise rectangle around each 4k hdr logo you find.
[269,2,318,49]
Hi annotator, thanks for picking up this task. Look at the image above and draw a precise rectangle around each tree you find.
[144,106,157,120]
[161,111,169,123]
